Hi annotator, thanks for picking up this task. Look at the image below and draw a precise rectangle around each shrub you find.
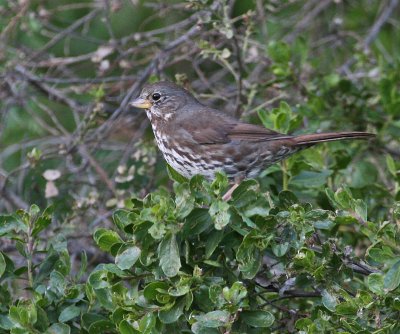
[1,169,400,332]
[1,1,400,333]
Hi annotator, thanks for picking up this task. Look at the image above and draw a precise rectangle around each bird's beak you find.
[130,97,152,109]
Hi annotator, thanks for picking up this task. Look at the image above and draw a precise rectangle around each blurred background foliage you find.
[1,0,400,333]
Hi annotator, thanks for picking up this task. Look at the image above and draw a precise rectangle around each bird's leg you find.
[222,176,243,201]
[222,184,239,201]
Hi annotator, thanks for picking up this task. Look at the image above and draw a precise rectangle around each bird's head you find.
[130,81,198,121]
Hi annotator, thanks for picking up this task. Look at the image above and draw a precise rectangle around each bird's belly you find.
[162,147,221,180]
[153,131,221,179]
[153,130,298,180]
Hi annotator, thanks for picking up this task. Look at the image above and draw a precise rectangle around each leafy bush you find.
[2,167,400,333]
[1,0,400,333]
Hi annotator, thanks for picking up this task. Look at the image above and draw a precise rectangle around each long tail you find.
[293,131,375,146]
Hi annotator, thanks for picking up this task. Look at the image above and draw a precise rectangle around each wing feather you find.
[183,111,291,144]
[173,107,292,145]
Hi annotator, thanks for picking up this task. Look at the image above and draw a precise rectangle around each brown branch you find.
[14,65,86,112]
[256,285,321,308]
[339,0,399,74]
[78,145,117,195]
[0,0,31,44]
[284,0,333,43]
[1,188,29,211]
[28,8,102,61]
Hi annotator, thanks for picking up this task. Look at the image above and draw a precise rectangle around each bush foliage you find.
[1,0,400,333]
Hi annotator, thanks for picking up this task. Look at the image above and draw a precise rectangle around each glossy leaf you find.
[115,246,141,270]
[241,310,275,327]
[158,233,181,277]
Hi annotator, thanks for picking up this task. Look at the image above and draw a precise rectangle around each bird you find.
[131,81,374,198]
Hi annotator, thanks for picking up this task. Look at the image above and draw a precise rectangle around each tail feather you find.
[293,131,375,146]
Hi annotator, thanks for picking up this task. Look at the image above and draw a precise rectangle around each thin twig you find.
[339,0,399,74]
[28,8,102,61]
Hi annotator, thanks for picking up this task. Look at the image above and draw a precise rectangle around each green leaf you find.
[384,259,400,292]
[113,209,134,231]
[88,270,110,289]
[231,179,259,208]
[349,161,377,188]
[119,320,139,334]
[293,248,315,269]
[45,323,71,334]
[115,246,141,270]
[368,246,395,263]
[295,318,314,331]
[241,310,275,327]
[335,301,358,315]
[194,310,230,328]
[290,170,332,188]
[167,164,188,183]
[0,252,5,278]
[174,183,195,218]
[58,305,80,323]
[205,230,224,259]
[209,201,231,230]
[139,312,156,333]
[222,282,247,305]
[29,204,40,218]
[354,199,367,222]
[394,202,400,221]
[35,305,49,332]
[272,242,289,257]
[393,298,400,311]
[278,190,298,207]
[148,222,166,240]
[257,109,274,130]
[386,154,397,177]
[191,325,220,334]
[9,301,37,327]
[182,209,213,237]
[268,40,290,63]
[81,313,102,330]
[305,209,334,229]
[236,231,263,279]
[94,288,114,310]
[93,228,122,252]
[34,247,59,285]
[210,172,229,195]
[321,289,338,312]
[88,320,115,333]
[209,285,224,307]
[368,273,384,295]
[0,315,13,330]
[158,233,181,277]
[77,251,88,281]
[324,73,340,88]
[0,214,27,236]
[49,271,66,294]
[334,187,354,209]
[159,298,186,324]
[274,102,292,132]
[143,281,169,301]
[103,263,129,277]
[32,205,53,237]
[169,281,191,297]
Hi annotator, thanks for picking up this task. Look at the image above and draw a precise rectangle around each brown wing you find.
[227,122,292,141]
[181,110,292,145]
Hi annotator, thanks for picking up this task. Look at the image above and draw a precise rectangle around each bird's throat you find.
[148,106,174,122]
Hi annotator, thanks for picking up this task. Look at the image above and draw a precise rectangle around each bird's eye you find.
[152,93,161,101]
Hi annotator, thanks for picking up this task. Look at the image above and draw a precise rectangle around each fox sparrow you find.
[131,81,374,183]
